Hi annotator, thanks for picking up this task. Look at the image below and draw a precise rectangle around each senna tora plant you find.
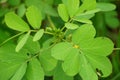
[0,0,119,80]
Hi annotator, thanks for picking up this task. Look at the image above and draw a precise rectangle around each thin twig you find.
[114,48,120,51]
[0,32,24,47]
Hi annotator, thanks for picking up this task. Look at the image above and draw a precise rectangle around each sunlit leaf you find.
[5,12,30,31]
[62,0,79,17]
[26,6,42,29]
[58,4,69,22]
[72,24,96,44]
[10,63,27,80]
[86,54,112,77]
[79,54,98,80]
[16,32,30,52]
[62,52,80,76]
[39,49,57,71]
[33,29,44,41]
[65,23,79,30]
[51,42,74,60]
[26,58,44,80]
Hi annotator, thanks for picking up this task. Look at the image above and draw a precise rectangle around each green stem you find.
[25,42,56,62]
[114,48,120,51]
[47,15,56,30]
[60,16,74,32]
[44,31,54,35]
[0,32,24,47]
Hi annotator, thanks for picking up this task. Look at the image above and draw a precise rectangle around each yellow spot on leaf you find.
[73,44,79,49]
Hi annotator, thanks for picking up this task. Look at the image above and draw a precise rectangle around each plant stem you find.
[114,48,120,51]
[47,15,56,30]
[0,32,24,47]
[60,17,73,31]
[44,31,54,35]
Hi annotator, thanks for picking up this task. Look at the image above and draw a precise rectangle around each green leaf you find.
[79,54,98,80]
[62,52,80,76]
[72,24,96,44]
[0,29,10,43]
[65,23,79,30]
[0,43,28,62]
[8,0,20,6]
[77,0,96,14]
[0,8,8,17]
[44,3,58,17]
[54,62,73,80]
[5,12,30,31]
[16,32,30,52]
[80,37,114,56]
[39,49,57,71]
[58,4,69,22]
[51,42,73,60]
[105,11,119,28]
[44,0,54,5]
[75,14,95,20]
[97,2,116,11]
[78,9,100,16]
[22,36,40,54]
[26,58,44,80]
[17,4,26,17]
[33,29,44,41]
[62,0,79,17]
[10,63,27,80]
[86,54,112,77]
[73,18,92,24]
[0,44,28,80]
[26,6,42,29]
[0,62,21,80]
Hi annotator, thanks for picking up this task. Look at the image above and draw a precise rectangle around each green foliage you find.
[26,58,44,80]
[26,6,42,29]
[0,0,120,80]
[5,12,30,31]
[96,2,116,11]
[10,63,27,80]
[58,4,69,22]
[51,24,114,78]
[16,32,30,52]
[33,29,44,41]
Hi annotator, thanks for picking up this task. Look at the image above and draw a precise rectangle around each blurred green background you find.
[0,0,120,80]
